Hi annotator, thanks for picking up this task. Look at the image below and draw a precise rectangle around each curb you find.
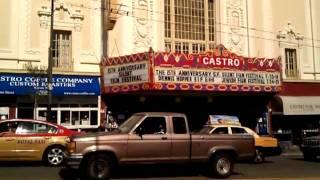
[281,152,303,156]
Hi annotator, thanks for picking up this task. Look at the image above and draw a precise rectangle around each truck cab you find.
[65,112,255,179]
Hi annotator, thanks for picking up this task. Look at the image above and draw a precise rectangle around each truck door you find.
[127,116,171,162]
[170,116,190,161]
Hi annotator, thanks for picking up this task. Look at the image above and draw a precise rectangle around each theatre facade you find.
[101,45,282,133]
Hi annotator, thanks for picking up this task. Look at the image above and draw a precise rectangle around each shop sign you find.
[198,56,244,69]
[102,45,282,93]
[154,67,280,86]
[282,96,320,115]
[103,61,149,86]
[0,74,100,96]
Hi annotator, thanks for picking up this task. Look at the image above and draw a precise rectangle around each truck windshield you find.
[118,114,144,133]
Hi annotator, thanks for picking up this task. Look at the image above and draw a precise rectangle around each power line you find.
[66,1,320,43]
[61,2,320,48]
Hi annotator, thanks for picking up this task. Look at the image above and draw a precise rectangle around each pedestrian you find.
[97,120,106,132]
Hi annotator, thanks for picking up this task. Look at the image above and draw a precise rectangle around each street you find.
[0,155,319,180]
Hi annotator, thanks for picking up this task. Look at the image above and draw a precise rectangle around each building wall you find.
[0,0,104,128]
[108,0,320,82]
[0,0,102,75]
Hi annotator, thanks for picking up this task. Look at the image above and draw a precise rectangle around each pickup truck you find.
[65,112,255,179]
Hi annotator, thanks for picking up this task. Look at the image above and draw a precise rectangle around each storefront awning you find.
[275,96,320,115]
[0,74,100,96]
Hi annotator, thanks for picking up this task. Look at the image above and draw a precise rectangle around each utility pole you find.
[102,0,109,56]
[47,0,54,121]
[101,0,109,124]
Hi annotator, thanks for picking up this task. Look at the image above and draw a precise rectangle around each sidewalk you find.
[281,145,303,156]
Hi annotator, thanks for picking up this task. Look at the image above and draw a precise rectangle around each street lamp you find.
[47,0,54,122]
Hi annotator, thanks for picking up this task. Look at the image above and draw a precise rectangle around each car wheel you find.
[253,148,264,163]
[44,146,65,166]
[84,154,113,180]
[209,153,233,178]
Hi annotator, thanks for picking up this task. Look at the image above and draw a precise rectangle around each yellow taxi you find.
[0,119,79,166]
[204,115,281,163]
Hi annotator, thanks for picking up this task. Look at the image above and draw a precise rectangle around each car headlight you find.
[67,141,76,153]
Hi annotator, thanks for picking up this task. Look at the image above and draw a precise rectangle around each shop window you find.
[61,111,71,126]
[90,110,98,125]
[17,108,33,119]
[38,110,47,120]
[50,111,58,124]
[285,48,299,78]
[72,111,80,125]
[80,111,90,125]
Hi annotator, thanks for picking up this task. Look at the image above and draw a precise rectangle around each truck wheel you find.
[253,148,264,163]
[44,145,65,166]
[84,154,113,180]
[209,153,233,178]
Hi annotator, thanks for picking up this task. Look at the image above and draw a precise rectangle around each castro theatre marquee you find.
[102,45,282,94]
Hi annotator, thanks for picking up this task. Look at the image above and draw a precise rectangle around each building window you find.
[164,0,215,53]
[285,48,298,78]
[52,30,72,70]
[165,41,172,52]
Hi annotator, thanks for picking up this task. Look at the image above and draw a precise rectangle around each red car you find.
[0,119,80,166]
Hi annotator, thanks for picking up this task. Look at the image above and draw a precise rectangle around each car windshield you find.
[118,114,145,133]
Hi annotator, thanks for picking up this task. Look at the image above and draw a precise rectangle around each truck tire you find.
[83,154,114,180]
[209,153,234,178]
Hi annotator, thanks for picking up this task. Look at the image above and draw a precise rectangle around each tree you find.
[23,62,48,119]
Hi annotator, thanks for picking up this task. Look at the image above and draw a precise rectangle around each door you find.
[127,116,171,162]
[0,121,17,159]
[171,116,190,161]
[15,121,53,160]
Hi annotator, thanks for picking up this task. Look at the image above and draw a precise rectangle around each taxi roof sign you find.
[207,115,241,126]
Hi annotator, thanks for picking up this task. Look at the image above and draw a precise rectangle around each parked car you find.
[0,119,80,166]
[65,112,255,179]
[300,135,320,161]
[201,124,281,163]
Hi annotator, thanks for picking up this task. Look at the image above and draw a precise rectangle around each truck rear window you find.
[172,117,187,134]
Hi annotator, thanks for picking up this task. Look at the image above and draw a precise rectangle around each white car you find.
[200,124,281,163]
